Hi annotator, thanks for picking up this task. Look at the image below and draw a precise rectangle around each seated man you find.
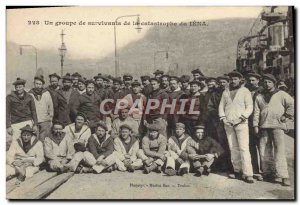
[113,124,143,172]
[165,123,191,176]
[111,107,139,138]
[63,112,91,172]
[82,121,116,173]
[137,123,167,174]
[44,121,73,172]
[6,125,44,184]
[185,125,224,176]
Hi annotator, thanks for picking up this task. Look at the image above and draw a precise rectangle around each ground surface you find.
[47,136,295,200]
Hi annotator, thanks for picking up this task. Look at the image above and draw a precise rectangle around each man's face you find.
[161,77,169,88]
[195,129,204,140]
[75,116,85,128]
[249,77,259,88]
[169,80,179,91]
[132,85,141,94]
[155,74,162,79]
[86,83,95,95]
[142,80,150,87]
[176,127,185,137]
[124,80,132,87]
[103,80,108,87]
[231,77,241,87]
[182,82,189,89]
[113,82,121,91]
[151,80,160,91]
[78,82,86,91]
[120,128,131,140]
[193,73,201,80]
[52,124,64,136]
[63,80,72,89]
[72,77,79,85]
[21,131,33,143]
[109,80,113,87]
[95,126,106,138]
[149,130,159,139]
[95,78,103,87]
[190,83,199,93]
[264,79,275,90]
[219,80,229,89]
[119,109,129,120]
[50,77,59,88]
[207,81,217,89]
[34,79,43,89]
[15,84,25,95]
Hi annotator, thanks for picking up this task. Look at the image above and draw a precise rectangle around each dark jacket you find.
[146,89,169,120]
[55,88,80,126]
[87,134,114,159]
[185,137,224,158]
[180,92,205,123]
[142,84,152,98]
[206,88,222,123]
[71,92,104,124]
[46,86,59,120]
[6,91,38,128]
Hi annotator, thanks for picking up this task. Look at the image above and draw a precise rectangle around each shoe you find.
[144,163,157,174]
[203,167,211,176]
[253,174,263,181]
[274,177,283,184]
[75,165,83,173]
[144,159,153,167]
[15,166,26,182]
[156,165,162,173]
[127,164,135,173]
[263,174,274,182]
[106,166,113,173]
[165,167,176,176]
[282,178,291,186]
[244,176,254,184]
[80,167,93,173]
[178,167,189,176]
[196,167,204,176]
[228,172,241,179]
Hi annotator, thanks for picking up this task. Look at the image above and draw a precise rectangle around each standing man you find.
[71,72,82,90]
[219,71,254,183]
[6,78,38,147]
[164,123,191,176]
[28,75,54,142]
[217,75,230,91]
[145,77,169,137]
[191,68,205,81]
[141,75,152,97]
[123,73,133,95]
[246,72,264,181]
[77,77,86,95]
[153,69,164,79]
[46,73,60,121]
[253,74,294,186]
[179,80,205,137]
[180,75,190,95]
[71,79,104,128]
[55,73,80,126]
[160,74,171,93]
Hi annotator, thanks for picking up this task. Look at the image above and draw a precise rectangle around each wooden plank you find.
[7,170,57,198]
[20,173,74,200]
[6,178,18,194]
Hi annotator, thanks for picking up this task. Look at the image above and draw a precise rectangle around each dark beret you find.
[120,124,133,131]
[228,71,243,78]
[34,75,45,84]
[217,75,230,82]
[13,77,26,86]
[85,79,96,86]
[140,75,150,81]
[191,68,204,75]
[62,73,72,81]
[247,72,262,80]
[123,73,133,81]
[113,77,123,84]
[95,121,108,131]
[20,124,35,134]
[49,73,61,80]
[131,80,141,87]
[263,74,277,83]
[72,72,82,78]
[153,70,164,75]
[180,75,190,83]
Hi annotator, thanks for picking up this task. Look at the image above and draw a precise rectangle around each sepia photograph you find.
[5,6,295,200]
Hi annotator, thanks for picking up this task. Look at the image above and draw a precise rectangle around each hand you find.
[124,159,132,166]
[254,127,259,135]
[280,116,287,123]
[101,159,108,166]
[96,159,103,165]
[32,125,38,133]
[12,160,23,167]
[189,154,198,161]
[222,119,232,126]
[7,127,13,136]
[233,118,243,126]
[124,154,131,159]
[205,154,215,161]
[143,120,148,127]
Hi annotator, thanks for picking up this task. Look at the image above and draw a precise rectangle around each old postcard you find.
[6,6,295,200]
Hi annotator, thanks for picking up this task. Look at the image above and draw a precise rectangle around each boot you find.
[15,166,26,182]
[127,164,135,173]
[165,167,176,176]
[178,167,188,176]
[156,165,162,173]
[244,176,254,184]
[203,166,211,176]
[282,178,291,186]
[144,163,157,174]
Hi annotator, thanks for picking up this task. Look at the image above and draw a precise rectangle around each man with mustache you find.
[44,121,72,172]
[28,75,53,142]
[253,74,294,186]
[6,78,38,148]
[219,71,254,183]
[55,73,80,126]
[46,73,60,121]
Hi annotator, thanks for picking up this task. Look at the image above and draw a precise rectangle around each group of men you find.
[6,68,294,187]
